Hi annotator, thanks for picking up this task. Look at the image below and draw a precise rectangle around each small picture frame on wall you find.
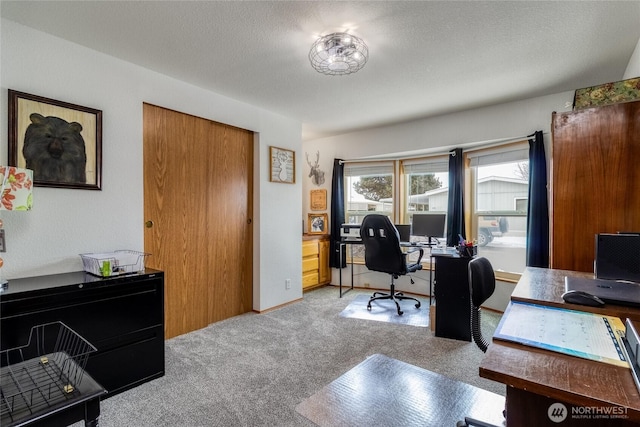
[310,189,327,211]
[269,146,295,184]
[8,90,102,190]
[308,213,328,235]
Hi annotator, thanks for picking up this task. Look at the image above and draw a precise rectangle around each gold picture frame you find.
[308,213,328,235]
[310,189,327,211]
[8,89,102,190]
[269,146,295,184]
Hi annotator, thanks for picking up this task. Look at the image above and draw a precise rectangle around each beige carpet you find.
[295,353,505,427]
[339,294,429,327]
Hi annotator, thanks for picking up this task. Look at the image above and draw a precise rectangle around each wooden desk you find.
[512,266,640,322]
[480,267,640,426]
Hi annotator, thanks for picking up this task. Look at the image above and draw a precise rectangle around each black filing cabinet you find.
[433,256,472,341]
[0,269,165,397]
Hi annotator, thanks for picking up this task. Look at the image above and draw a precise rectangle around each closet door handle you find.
[145,220,154,228]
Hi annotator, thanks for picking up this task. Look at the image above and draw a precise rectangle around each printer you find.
[340,224,362,241]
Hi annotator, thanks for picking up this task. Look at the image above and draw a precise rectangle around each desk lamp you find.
[0,166,34,289]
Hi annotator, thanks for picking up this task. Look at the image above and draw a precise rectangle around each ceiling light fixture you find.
[309,32,368,76]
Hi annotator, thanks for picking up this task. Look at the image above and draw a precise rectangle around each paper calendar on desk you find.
[494,301,628,367]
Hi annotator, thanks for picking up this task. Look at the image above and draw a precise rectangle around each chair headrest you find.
[469,257,496,307]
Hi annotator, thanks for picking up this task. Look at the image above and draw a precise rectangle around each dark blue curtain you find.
[446,148,466,246]
[330,159,346,268]
[526,131,550,267]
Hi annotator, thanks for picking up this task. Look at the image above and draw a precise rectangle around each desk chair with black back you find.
[457,256,501,427]
[468,257,496,352]
[360,214,423,316]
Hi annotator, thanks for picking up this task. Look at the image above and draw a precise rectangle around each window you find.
[402,157,449,243]
[467,143,529,275]
[339,144,530,277]
[344,162,394,224]
[343,162,393,261]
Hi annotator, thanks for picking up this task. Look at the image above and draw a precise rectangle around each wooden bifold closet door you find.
[143,103,253,339]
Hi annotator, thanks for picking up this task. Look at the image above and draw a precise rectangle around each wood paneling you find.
[551,101,640,272]
[143,103,253,339]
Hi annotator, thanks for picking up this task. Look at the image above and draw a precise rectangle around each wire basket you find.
[0,322,98,425]
[80,250,150,277]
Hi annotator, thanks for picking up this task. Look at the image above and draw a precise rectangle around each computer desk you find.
[337,239,432,298]
[337,239,362,297]
[480,267,640,425]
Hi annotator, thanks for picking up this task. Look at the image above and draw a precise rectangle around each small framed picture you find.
[269,146,295,184]
[8,90,102,190]
[308,213,328,235]
[310,189,327,211]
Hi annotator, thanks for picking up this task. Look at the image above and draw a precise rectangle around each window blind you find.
[344,162,394,177]
[467,142,528,167]
[402,155,449,174]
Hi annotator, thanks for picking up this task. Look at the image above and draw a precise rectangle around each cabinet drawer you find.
[302,241,319,257]
[303,257,319,273]
[86,325,164,395]
[303,271,319,288]
[1,279,163,350]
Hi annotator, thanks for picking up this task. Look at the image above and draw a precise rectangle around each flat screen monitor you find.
[394,224,411,243]
[595,233,640,282]
[411,214,446,238]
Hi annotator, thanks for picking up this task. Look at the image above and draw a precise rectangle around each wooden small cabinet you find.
[302,235,331,290]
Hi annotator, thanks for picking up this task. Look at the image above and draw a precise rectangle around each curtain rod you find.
[338,132,548,164]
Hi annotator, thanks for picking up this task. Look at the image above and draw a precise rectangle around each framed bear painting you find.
[8,90,102,190]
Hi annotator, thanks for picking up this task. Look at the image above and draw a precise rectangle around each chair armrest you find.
[403,247,424,264]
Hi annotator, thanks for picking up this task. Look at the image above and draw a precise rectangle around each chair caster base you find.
[367,292,421,317]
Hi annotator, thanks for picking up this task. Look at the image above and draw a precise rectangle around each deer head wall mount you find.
[306,151,325,186]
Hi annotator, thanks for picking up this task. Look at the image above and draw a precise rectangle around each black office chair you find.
[468,257,496,352]
[360,214,423,316]
[457,258,503,427]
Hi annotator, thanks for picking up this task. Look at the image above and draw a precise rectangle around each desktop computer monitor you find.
[595,233,640,282]
[394,224,411,243]
[411,214,446,239]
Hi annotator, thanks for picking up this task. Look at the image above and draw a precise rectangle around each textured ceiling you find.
[2,1,639,141]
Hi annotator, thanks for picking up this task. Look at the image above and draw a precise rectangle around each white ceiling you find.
[2,1,639,141]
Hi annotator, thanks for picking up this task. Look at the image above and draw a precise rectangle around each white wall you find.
[624,36,640,79]
[1,19,302,312]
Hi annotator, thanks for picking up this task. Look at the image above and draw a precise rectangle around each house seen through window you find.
[468,143,529,275]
